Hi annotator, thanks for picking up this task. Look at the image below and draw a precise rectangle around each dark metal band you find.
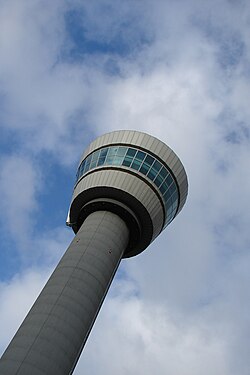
[69,186,153,258]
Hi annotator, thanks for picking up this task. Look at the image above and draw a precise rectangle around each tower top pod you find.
[67,130,188,257]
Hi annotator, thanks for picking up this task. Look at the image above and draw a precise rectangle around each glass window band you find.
[76,146,179,227]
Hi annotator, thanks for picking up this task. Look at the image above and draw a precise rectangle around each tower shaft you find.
[0,211,129,375]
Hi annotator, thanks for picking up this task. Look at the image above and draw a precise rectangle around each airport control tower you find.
[0,130,188,375]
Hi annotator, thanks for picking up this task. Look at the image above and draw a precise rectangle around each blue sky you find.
[1,1,250,374]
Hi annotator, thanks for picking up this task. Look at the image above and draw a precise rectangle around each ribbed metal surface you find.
[0,211,129,375]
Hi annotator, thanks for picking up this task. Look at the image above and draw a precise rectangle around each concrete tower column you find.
[0,211,129,375]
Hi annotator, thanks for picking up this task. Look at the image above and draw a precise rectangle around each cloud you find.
[0,0,94,166]
[0,155,40,247]
[75,280,229,375]
[0,152,73,275]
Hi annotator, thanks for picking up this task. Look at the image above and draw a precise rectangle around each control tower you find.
[0,130,188,375]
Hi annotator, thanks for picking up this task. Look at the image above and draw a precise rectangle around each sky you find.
[0,0,250,374]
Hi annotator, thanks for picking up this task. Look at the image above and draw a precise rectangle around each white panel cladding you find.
[71,169,164,241]
[79,130,188,218]
[158,146,172,163]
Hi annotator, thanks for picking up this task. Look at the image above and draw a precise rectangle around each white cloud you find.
[0,0,95,165]
[75,281,229,375]
[0,153,73,268]
[0,155,40,248]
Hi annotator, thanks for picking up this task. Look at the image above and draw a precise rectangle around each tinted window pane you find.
[173,201,178,210]
[117,147,127,157]
[166,196,173,207]
[87,154,92,163]
[144,154,154,166]
[90,160,97,169]
[97,157,105,166]
[152,160,161,172]
[169,184,176,195]
[167,209,174,219]
[131,159,141,170]
[112,155,123,165]
[84,155,91,167]
[108,147,118,156]
[164,192,171,204]
[139,162,150,175]
[85,163,90,172]
[135,150,146,161]
[91,150,100,162]
[166,174,173,186]
[77,165,81,177]
[106,155,114,164]
[148,160,162,180]
[165,195,172,205]
[148,168,158,181]
[154,174,164,187]
[160,168,168,179]
[78,160,85,177]
[122,156,133,167]
[171,191,178,202]
[167,207,173,215]
[100,148,108,157]
[126,148,136,157]
[80,160,85,170]
[160,182,168,195]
